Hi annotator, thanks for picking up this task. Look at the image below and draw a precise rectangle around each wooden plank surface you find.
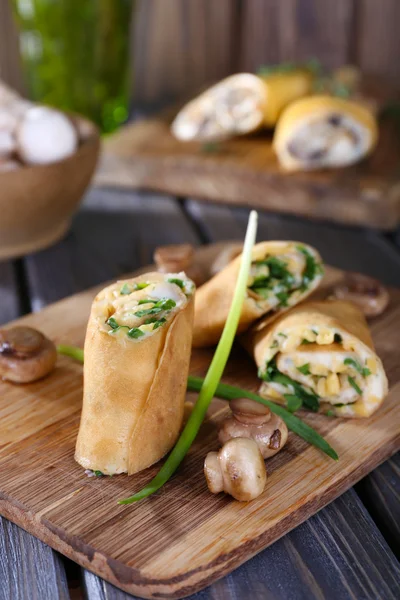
[0,518,70,600]
[94,106,400,230]
[0,256,399,598]
[240,0,354,71]
[0,263,70,600]
[185,200,400,285]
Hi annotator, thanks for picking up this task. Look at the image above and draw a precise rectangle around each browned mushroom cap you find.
[219,397,288,459]
[0,326,57,383]
[153,244,205,286]
[331,272,389,318]
[204,438,267,502]
[230,397,271,425]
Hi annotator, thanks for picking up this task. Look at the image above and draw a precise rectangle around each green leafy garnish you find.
[276,291,289,307]
[57,345,84,363]
[187,376,338,460]
[107,317,119,330]
[270,340,279,349]
[297,245,323,291]
[94,470,103,477]
[118,210,259,504]
[297,363,311,375]
[168,278,185,289]
[334,333,343,343]
[344,358,371,377]
[284,395,303,412]
[127,327,145,339]
[261,359,320,412]
[348,376,362,395]
[301,338,313,345]
[120,283,131,295]
[138,298,155,305]
[134,282,149,291]
[135,298,176,318]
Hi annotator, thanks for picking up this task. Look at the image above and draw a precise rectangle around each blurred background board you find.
[2,0,400,106]
[94,98,400,230]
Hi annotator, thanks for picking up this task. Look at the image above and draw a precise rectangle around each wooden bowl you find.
[0,116,100,260]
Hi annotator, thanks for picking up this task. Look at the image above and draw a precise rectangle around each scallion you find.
[118,210,259,504]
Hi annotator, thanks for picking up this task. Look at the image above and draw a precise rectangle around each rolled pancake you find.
[171,70,313,142]
[75,272,195,475]
[193,241,323,347]
[246,300,388,418]
[273,95,378,170]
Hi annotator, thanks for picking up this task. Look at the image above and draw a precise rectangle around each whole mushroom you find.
[0,326,57,383]
[16,106,78,165]
[331,272,389,318]
[218,397,288,459]
[204,437,267,502]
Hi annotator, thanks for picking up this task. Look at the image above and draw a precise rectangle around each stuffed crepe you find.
[246,300,388,418]
[193,241,323,347]
[75,272,195,475]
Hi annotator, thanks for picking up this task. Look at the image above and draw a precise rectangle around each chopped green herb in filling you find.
[334,333,343,343]
[348,376,362,395]
[344,358,371,377]
[301,338,313,345]
[297,246,324,291]
[120,282,149,295]
[127,327,145,339]
[107,317,120,330]
[94,470,103,477]
[135,298,176,318]
[270,340,279,349]
[120,283,131,295]
[261,359,320,412]
[276,291,289,307]
[168,277,185,289]
[134,282,149,291]
[297,363,311,375]
[278,332,287,338]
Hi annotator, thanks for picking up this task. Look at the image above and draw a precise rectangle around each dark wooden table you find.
[0,188,399,600]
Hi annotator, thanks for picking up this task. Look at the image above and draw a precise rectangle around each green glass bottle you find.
[12,0,134,133]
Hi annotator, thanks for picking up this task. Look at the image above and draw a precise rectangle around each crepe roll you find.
[75,272,195,475]
[171,70,314,142]
[247,300,388,418]
[273,95,378,171]
[193,241,323,347]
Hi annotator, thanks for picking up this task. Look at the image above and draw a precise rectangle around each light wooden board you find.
[0,260,399,599]
[94,86,400,230]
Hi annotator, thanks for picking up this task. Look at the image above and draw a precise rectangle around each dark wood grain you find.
[82,487,400,600]
[356,0,400,82]
[357,453,400,557]
[240,0,354,71]
[185,200,400,285]
[24,189,199,310]
[0,517,70,600]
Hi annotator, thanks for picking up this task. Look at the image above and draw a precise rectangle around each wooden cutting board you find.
[94,83,400,230]
[0,252,399,599]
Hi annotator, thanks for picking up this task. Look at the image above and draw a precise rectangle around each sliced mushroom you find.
[153,244,205,286]
[0,326,57,383]
[204,437,267,502]
[218,397,288,459]
[331,272,389,318]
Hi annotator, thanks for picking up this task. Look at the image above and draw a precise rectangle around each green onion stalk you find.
[118,210,259,503]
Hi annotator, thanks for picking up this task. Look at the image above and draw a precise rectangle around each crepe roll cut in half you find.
[171,70,314,142]
[247,300,388,418]
[273,95,378,171]
[75,272,195,475]
[193,241,323,348]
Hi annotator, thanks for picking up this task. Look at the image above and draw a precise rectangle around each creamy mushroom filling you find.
[97,274,193,341]
[247,245,323,308]
[287,112,370,167]
[172,74,266,142]
[259,328,378,411]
